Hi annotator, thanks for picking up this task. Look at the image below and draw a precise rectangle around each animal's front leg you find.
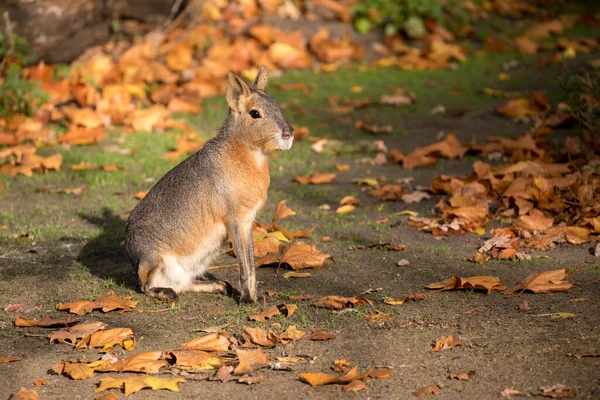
[229,220,257,303]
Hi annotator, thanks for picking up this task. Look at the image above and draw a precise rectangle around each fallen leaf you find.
[237,375,265,384]
[15,316,79,328]
[336,205,356,214]
[279,325,305,342]
[501,387,526,397]
[294,172,337,185]
[431,335,461,352]
[10,387,39,400]
[234,348,270,375]
[256,242,332,270]
[167,350,220,370]
[273,200,296,224]
[88,328,135,351]
[514,209,553,232]
[288,293,312,301]
[416,384,440,397]
[32,381,47,386]
[332,359,350,372]
[449,370,475,381]
[313,295,371,309]
[212,365,234,382]
[242,326,278,347]
[538,383,576,398]
[282,271,311,279]
[248,305,281,323]
[383,293,425,305]
[504,268,575,294]
[425,275,506,295]
[0,357,21,363]
[95,376,186,395]
[56,290,138,316]
[344,380,368,392]
[365,310,390,323]
[181,333,231,351]
[307,330,336,341]
[300,372,340,387]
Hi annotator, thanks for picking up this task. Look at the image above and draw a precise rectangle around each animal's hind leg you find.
[139,259,180,302]
[190,280,233,296]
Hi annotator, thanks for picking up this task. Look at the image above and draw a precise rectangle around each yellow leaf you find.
[336,205,356,214]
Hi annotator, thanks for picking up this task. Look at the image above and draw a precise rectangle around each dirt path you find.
[2,27,600,400]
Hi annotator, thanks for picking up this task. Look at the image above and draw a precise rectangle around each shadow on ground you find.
[77,208,136,289]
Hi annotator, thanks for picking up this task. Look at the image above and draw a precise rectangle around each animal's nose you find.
[282,129,294,140]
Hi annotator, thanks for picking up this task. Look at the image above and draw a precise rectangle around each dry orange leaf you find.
[167,350,220,370]
[87,327,135,351]
[431,335,462,352]
[449,370,475,381]
[343,380,368,392]
[180,333,231,352]
[497,91,549,118]
[504,268,575,294]
[10,387,39,400]
[282,271,311,279]
[0,357,20,363]
[233,348,270,375]
[294,172,337,185]
[514,209,553,232]
[272,200,296,224]
[384,293,425,305]
[416,384,441,397]
[135,191,148,200]
[58,126,104,145]
[15,316,78,328]
[57,290,138,316]
[254,236,282,258]
[95,376,186,395]
[256,242,332,270]
[308,330,336,341]
[32,380,47,387]
[313,295,372,309]
[248,305,281,323]
[108,351,168,373]
[279,325,305,342]
[242,326,278,347]
[425,275,506,295]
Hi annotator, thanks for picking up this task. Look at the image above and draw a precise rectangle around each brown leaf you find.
[110,351,168,373]
[282,271,311,279]
[504,268,575,294]
[237,374,264,384]
[253,236,282,258]
[88,328,135,351]
[56,290,138,316]
[212,365,234,382]
[343,379,368,392]
[257,242,332,270]
[0,357,20,363]
[300,372,340,387]
[279,325,305,342]
[307,330,336,341]
[167,350,220,370]
[10,387,39,400]
[416,384,440,397]
[367,368,393,379]
[233,348,270,375]
[497,91,550,118]
[294,172,337,185]
[272,200,296,225]
[53,362,95,380]
[431,335,462,352]
[539,383,576,398]
[501,387,526,398]
[425,275,506,295]
[288,293,312,301]
[15,316,79,328]
[243,326,277,347]
[384,293,425,305]
[32,380,47,386]
[95,376,186,395]
[181,333,231,351]
[248,305,280,323]
[313,295,371,309]
[514,209,553,232]
[58,126,104,146]
[449,370,475,381]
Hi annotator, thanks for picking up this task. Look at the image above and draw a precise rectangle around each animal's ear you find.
[251,66,268,91]
[226,71,251,112]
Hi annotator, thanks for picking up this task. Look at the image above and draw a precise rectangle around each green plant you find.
[353,0,443,37]
[0,32,31,68]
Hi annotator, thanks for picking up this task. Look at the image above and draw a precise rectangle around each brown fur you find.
[125,66,293,303]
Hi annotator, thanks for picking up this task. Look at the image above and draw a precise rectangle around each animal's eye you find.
[249,110,261,119]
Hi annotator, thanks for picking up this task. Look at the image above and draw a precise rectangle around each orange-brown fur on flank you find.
[125,66,294,303]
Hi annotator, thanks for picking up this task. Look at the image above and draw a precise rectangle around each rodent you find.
[125,66,294,303]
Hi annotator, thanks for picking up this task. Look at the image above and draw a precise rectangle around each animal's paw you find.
[240,293,257,304]
[147,287,179,302]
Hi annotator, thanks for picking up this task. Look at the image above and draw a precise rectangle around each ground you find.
[1,18,600,400]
